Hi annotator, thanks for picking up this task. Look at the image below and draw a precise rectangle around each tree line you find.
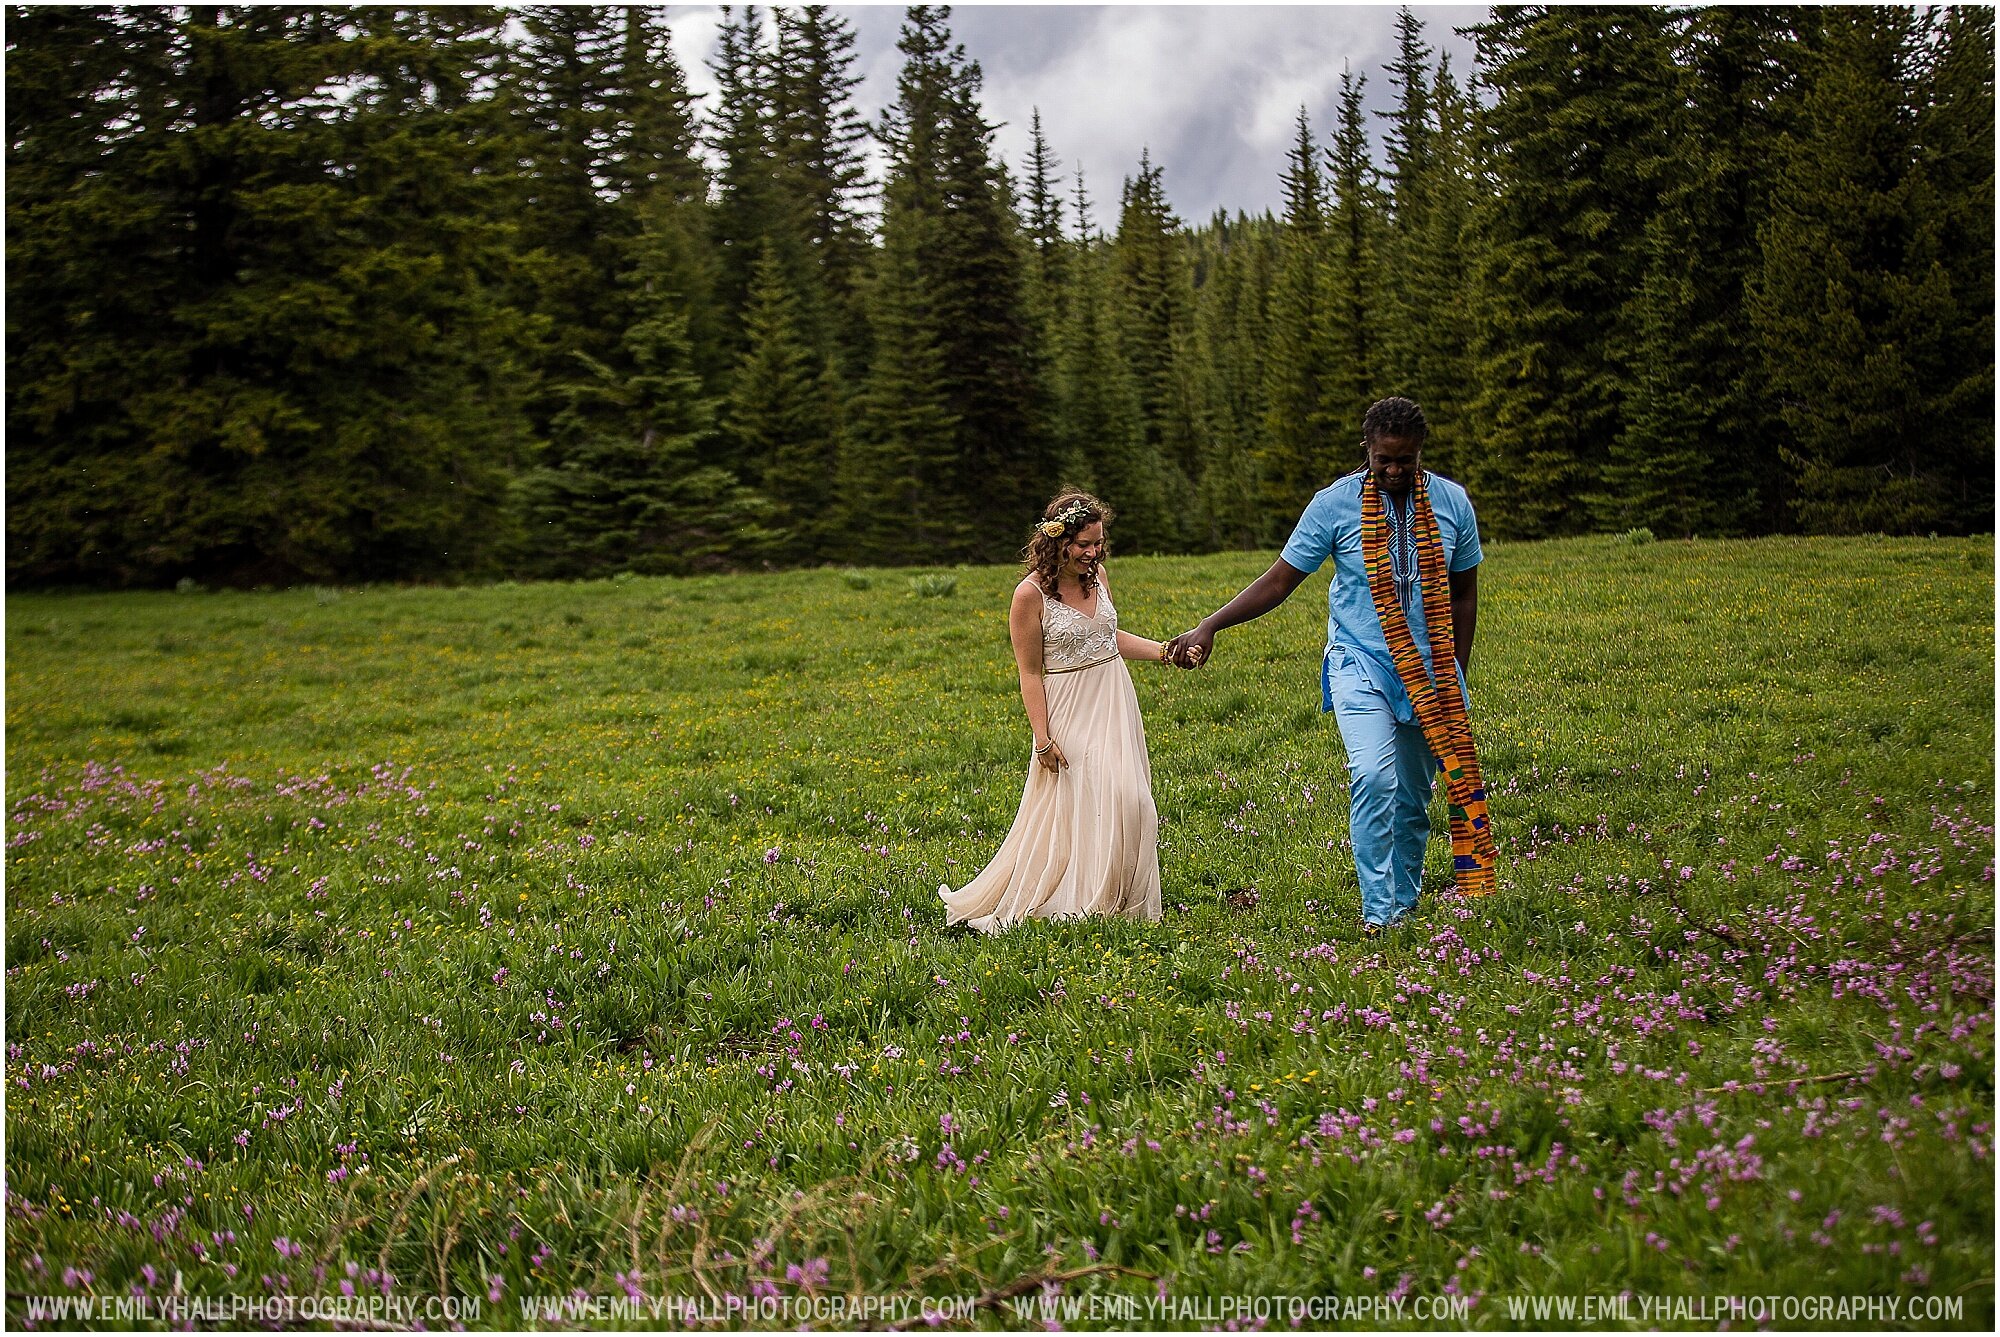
[6,5,1991,587]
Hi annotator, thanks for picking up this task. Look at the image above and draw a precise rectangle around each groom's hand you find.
[1166,627,1214,669]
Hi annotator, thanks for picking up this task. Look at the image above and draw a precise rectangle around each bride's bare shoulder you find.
[1011,577,1045,607]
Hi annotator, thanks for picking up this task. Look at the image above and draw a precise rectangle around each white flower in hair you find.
[1040,502,1092,538]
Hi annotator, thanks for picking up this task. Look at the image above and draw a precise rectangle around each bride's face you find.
[1062,522,1106,578]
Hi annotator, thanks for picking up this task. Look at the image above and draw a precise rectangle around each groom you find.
[1167,397,1495,936]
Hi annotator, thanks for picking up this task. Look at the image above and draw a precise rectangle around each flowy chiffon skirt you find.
[941,656,1161,933]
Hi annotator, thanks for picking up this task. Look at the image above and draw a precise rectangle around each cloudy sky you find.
[664,3,1485,227]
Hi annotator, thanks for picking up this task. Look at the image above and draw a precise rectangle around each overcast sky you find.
[664,3,1486,228]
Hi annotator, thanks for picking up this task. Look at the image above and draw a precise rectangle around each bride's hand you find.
[1164,630,1211,668]
[1035,739,1068,774]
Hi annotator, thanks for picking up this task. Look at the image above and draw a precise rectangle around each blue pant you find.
[1329,678,1438,925]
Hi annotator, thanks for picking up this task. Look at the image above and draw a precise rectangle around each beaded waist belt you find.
[1043,652,1119,675]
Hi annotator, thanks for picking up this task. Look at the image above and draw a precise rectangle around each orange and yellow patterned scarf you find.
[1360,470,1498,897]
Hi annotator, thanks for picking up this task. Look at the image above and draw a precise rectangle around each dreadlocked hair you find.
[1022,491,1114,601]
[1361,396,1430,444]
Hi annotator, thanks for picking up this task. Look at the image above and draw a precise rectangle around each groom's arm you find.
[1449,565,1477,675]
[1168,558,1312,665]
[1201,558,1312,635]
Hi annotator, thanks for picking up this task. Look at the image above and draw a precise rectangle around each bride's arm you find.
[1009,581,1065,771]
[1116,630,1167,662]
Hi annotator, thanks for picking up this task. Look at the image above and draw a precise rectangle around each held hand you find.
[1035,739,1069,774]
[1165,627,1214,669]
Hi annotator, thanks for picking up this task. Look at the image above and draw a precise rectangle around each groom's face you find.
[1366,434,1423,494]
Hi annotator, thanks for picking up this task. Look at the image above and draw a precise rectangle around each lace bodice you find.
[1041,581,1119,672]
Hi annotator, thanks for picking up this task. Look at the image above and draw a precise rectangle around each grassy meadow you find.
[5,535,1994,1329]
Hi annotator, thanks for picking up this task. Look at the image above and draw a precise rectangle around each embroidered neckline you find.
[1041,583,1108,623]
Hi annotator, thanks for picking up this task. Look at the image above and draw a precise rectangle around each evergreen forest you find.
[7,4,1993,587]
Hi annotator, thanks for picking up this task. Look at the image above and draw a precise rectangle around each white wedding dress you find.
[940,576,1162,933]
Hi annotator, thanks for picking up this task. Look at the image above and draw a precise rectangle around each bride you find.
[940,492,1196,933]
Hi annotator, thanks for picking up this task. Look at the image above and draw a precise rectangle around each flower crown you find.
[1037,501,1093,538]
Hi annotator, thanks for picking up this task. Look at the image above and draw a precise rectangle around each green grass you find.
[5,535,1994,1329]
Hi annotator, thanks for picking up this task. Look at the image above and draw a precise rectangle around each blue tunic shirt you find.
[1278,469,1484,724]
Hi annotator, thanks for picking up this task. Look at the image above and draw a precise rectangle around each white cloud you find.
[661,4,1485,225]
[665,4,725,106]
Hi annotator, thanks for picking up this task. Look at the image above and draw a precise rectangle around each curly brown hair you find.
[1022,490,1115,600]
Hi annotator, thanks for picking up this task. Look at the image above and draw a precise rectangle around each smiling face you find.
[1062,522,1106,581]
[1366,433,1423,495]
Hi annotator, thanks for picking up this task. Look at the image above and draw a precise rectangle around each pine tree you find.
[516,260,774,578]
[1374,8,1433,401]
[726,244,841,560]
[1114,152,1183,435]
[1020,109,1071,344]
[1915,5,1995,528]
[1605,214,1722,537]
[1368,12,1478,483]
[8,6,189,582]
[769,4,873,378]
[1382,7,1434,190]
[838,7,958,561]
[608,7,723,386]
[1605,8,1797,536]
[706,6,789,367]
[609,7,706,204]
[938,66,1053,559]
[320,6,535,579]
[1023,110,1068,277]
[1257,108,1337,535]
[1050,162,1104,494]
[1058,238,1156,538]
[1465,6,1681,538]
[1190,210,1277,549]
[505,6,740,562]
[1750,8,1989,533]
[1071,163,1096,243]
[7,7,528,585]
[1401,53,1480,481]
[839,208,961,563]
[510,6,632,397]
[860,5,1051,562]
[1113,150,1199,547]
[507,5,721,425]
[1016,109,1073,524]
[1323,65,1385,443]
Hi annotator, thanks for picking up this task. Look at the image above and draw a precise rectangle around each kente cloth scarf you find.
[1360,470,1498,897]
